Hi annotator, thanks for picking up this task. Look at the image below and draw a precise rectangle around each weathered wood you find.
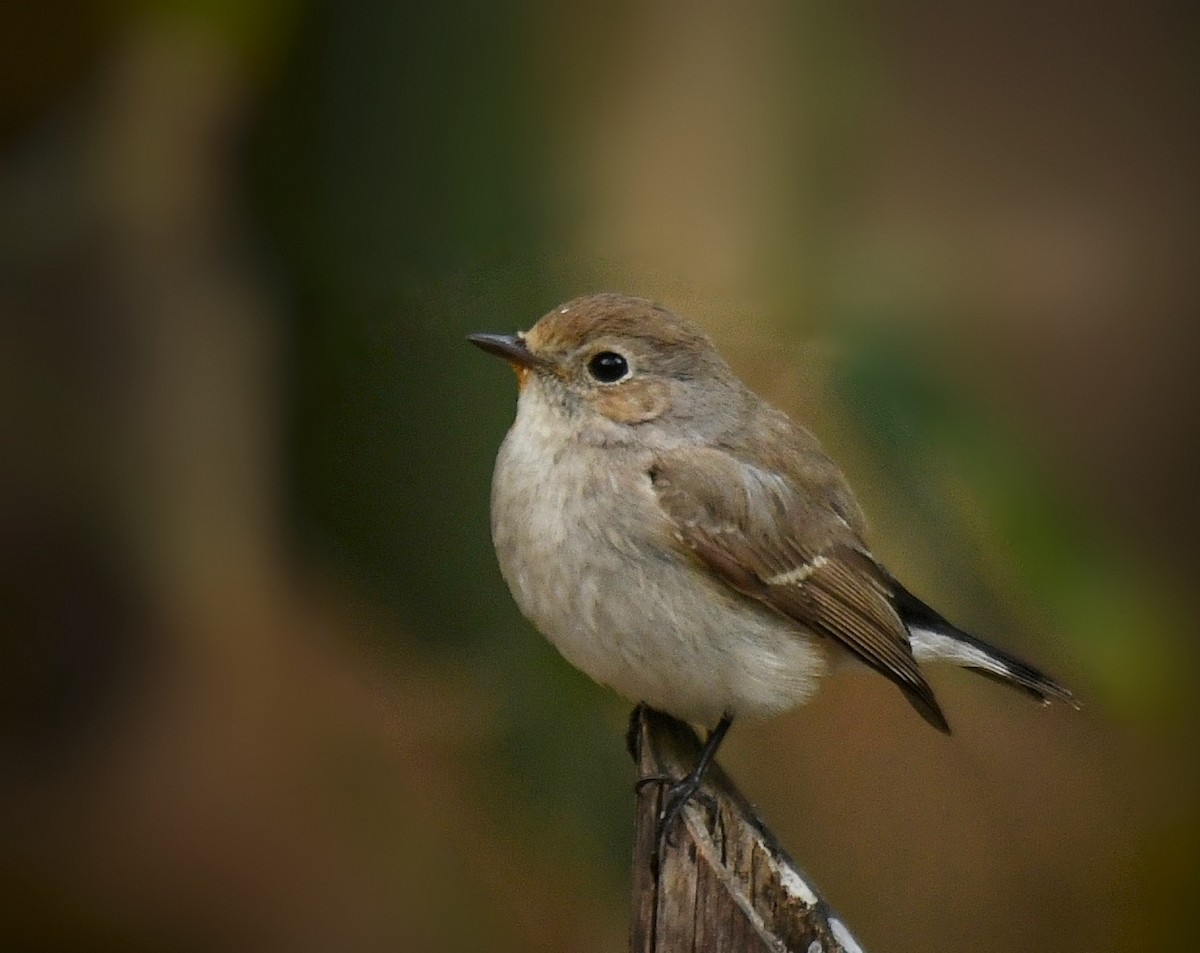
[629,707,866,953]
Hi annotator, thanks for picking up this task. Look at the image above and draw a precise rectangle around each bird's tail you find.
[892,581,1077,707]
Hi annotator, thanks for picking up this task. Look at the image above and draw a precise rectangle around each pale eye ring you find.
[587,351,630,383]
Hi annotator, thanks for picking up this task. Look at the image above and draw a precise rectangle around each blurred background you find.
[2,1,1197,950]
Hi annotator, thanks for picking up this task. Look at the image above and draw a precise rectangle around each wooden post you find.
[629,707,867,953]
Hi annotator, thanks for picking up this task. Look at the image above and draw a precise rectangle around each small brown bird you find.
[470,293,1074,853]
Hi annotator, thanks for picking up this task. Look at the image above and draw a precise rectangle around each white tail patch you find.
[907,625,1009,677]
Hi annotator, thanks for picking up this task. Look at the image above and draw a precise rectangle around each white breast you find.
[489,388,828,727]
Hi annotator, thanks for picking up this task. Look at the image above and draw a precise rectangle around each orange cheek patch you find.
[594,381,670,423]
[510,364,531,390]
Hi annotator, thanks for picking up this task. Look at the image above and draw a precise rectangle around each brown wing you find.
[650,447,949,732]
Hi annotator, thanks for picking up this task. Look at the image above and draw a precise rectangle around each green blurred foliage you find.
[834,324,1183,719]
[249,0,634,882]
[253,0,549,642]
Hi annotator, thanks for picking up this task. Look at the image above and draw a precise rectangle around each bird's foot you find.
[637,769,718,870]
[635,772,718,816]
[631,712,733,875]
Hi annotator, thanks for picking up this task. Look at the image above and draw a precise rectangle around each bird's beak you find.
[467,332,544,389]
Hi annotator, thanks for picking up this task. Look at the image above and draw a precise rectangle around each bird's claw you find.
[644,770,718,869]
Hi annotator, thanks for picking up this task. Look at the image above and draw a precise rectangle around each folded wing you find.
[650,446,950,733]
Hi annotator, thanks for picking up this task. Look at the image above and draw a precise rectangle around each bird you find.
[469,292,1075,857]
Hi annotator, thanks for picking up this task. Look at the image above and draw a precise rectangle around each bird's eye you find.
[586,351,630,383]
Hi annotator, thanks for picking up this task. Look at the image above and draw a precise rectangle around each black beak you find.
[467,332,543,368]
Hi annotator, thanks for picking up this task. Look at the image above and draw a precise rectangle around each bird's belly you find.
[538,552,828,726]
[491,432,827,726]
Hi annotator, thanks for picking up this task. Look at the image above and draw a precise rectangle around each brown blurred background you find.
[1,1,1197,951]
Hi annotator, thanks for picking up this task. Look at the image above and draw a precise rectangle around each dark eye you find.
[587,351,630,383]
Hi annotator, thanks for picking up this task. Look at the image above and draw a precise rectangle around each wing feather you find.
[652,447,949,732]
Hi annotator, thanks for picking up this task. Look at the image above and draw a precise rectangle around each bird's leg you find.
[641,714,733,865]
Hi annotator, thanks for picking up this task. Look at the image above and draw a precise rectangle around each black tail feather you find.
[890,580,1077,708]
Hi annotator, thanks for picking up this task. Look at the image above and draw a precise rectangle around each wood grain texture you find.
[629,708,866,953]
